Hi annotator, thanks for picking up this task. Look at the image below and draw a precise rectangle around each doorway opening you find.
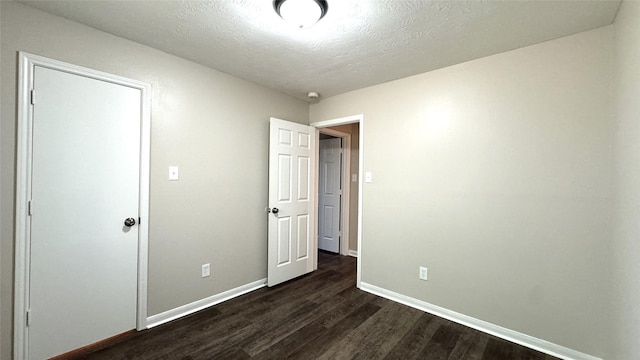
[318,131,348,255]
[312,115,363,287]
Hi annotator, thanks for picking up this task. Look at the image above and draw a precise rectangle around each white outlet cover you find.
[202,263,211,278]
[365,171,373,183]
[419,266,428,280]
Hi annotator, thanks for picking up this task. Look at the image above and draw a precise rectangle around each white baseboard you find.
[348,250,358,257]
[359,282,601,360]
[146,278,267,328]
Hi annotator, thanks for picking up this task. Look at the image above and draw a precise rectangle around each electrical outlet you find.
[419,266,428,281]
[202,263,211,278]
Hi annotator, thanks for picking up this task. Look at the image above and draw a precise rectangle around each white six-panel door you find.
[267,118,316,287]
[28,65,142,359]
[318,138,342,253]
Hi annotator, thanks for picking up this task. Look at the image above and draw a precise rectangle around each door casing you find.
[13,52,152,359]
[312,115,364,287]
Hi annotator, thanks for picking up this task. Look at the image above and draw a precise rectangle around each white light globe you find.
[279,0,323,29]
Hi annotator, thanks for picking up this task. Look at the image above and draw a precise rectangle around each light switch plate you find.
[169,166,179,181]
[352,174,358,182]
[202,263,211,278]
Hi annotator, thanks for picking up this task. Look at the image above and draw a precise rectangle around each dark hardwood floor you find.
[65,252,558,360]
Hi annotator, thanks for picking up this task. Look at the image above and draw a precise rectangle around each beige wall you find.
[311,27,614,358]
[0,3,308,359]
[348,123,360,252]
[2,2,636,359]
[612,2,640,359]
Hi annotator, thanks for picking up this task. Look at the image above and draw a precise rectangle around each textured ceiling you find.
[18,0,621,101]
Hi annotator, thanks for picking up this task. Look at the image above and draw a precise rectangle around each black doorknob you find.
[124,218,136,227]
[271,207,279,214]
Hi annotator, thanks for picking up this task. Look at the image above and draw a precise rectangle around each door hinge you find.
[28,200,33,216]
[26,310,31,326]
[30,89,35,105]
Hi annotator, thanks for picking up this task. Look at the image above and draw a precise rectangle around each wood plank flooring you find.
[65,252,559,360]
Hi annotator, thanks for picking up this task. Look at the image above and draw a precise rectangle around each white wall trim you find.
[348,250,359,257]
[311,114,362,128]
[146,279,267,328]
[14,52,152,359]
[359,282,601,360]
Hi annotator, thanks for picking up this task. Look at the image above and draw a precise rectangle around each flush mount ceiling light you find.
[274,0,329,29]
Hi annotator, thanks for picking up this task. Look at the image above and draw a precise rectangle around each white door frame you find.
[311,114,364,288]
[13,52,152,359]
[318,129,350,256]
